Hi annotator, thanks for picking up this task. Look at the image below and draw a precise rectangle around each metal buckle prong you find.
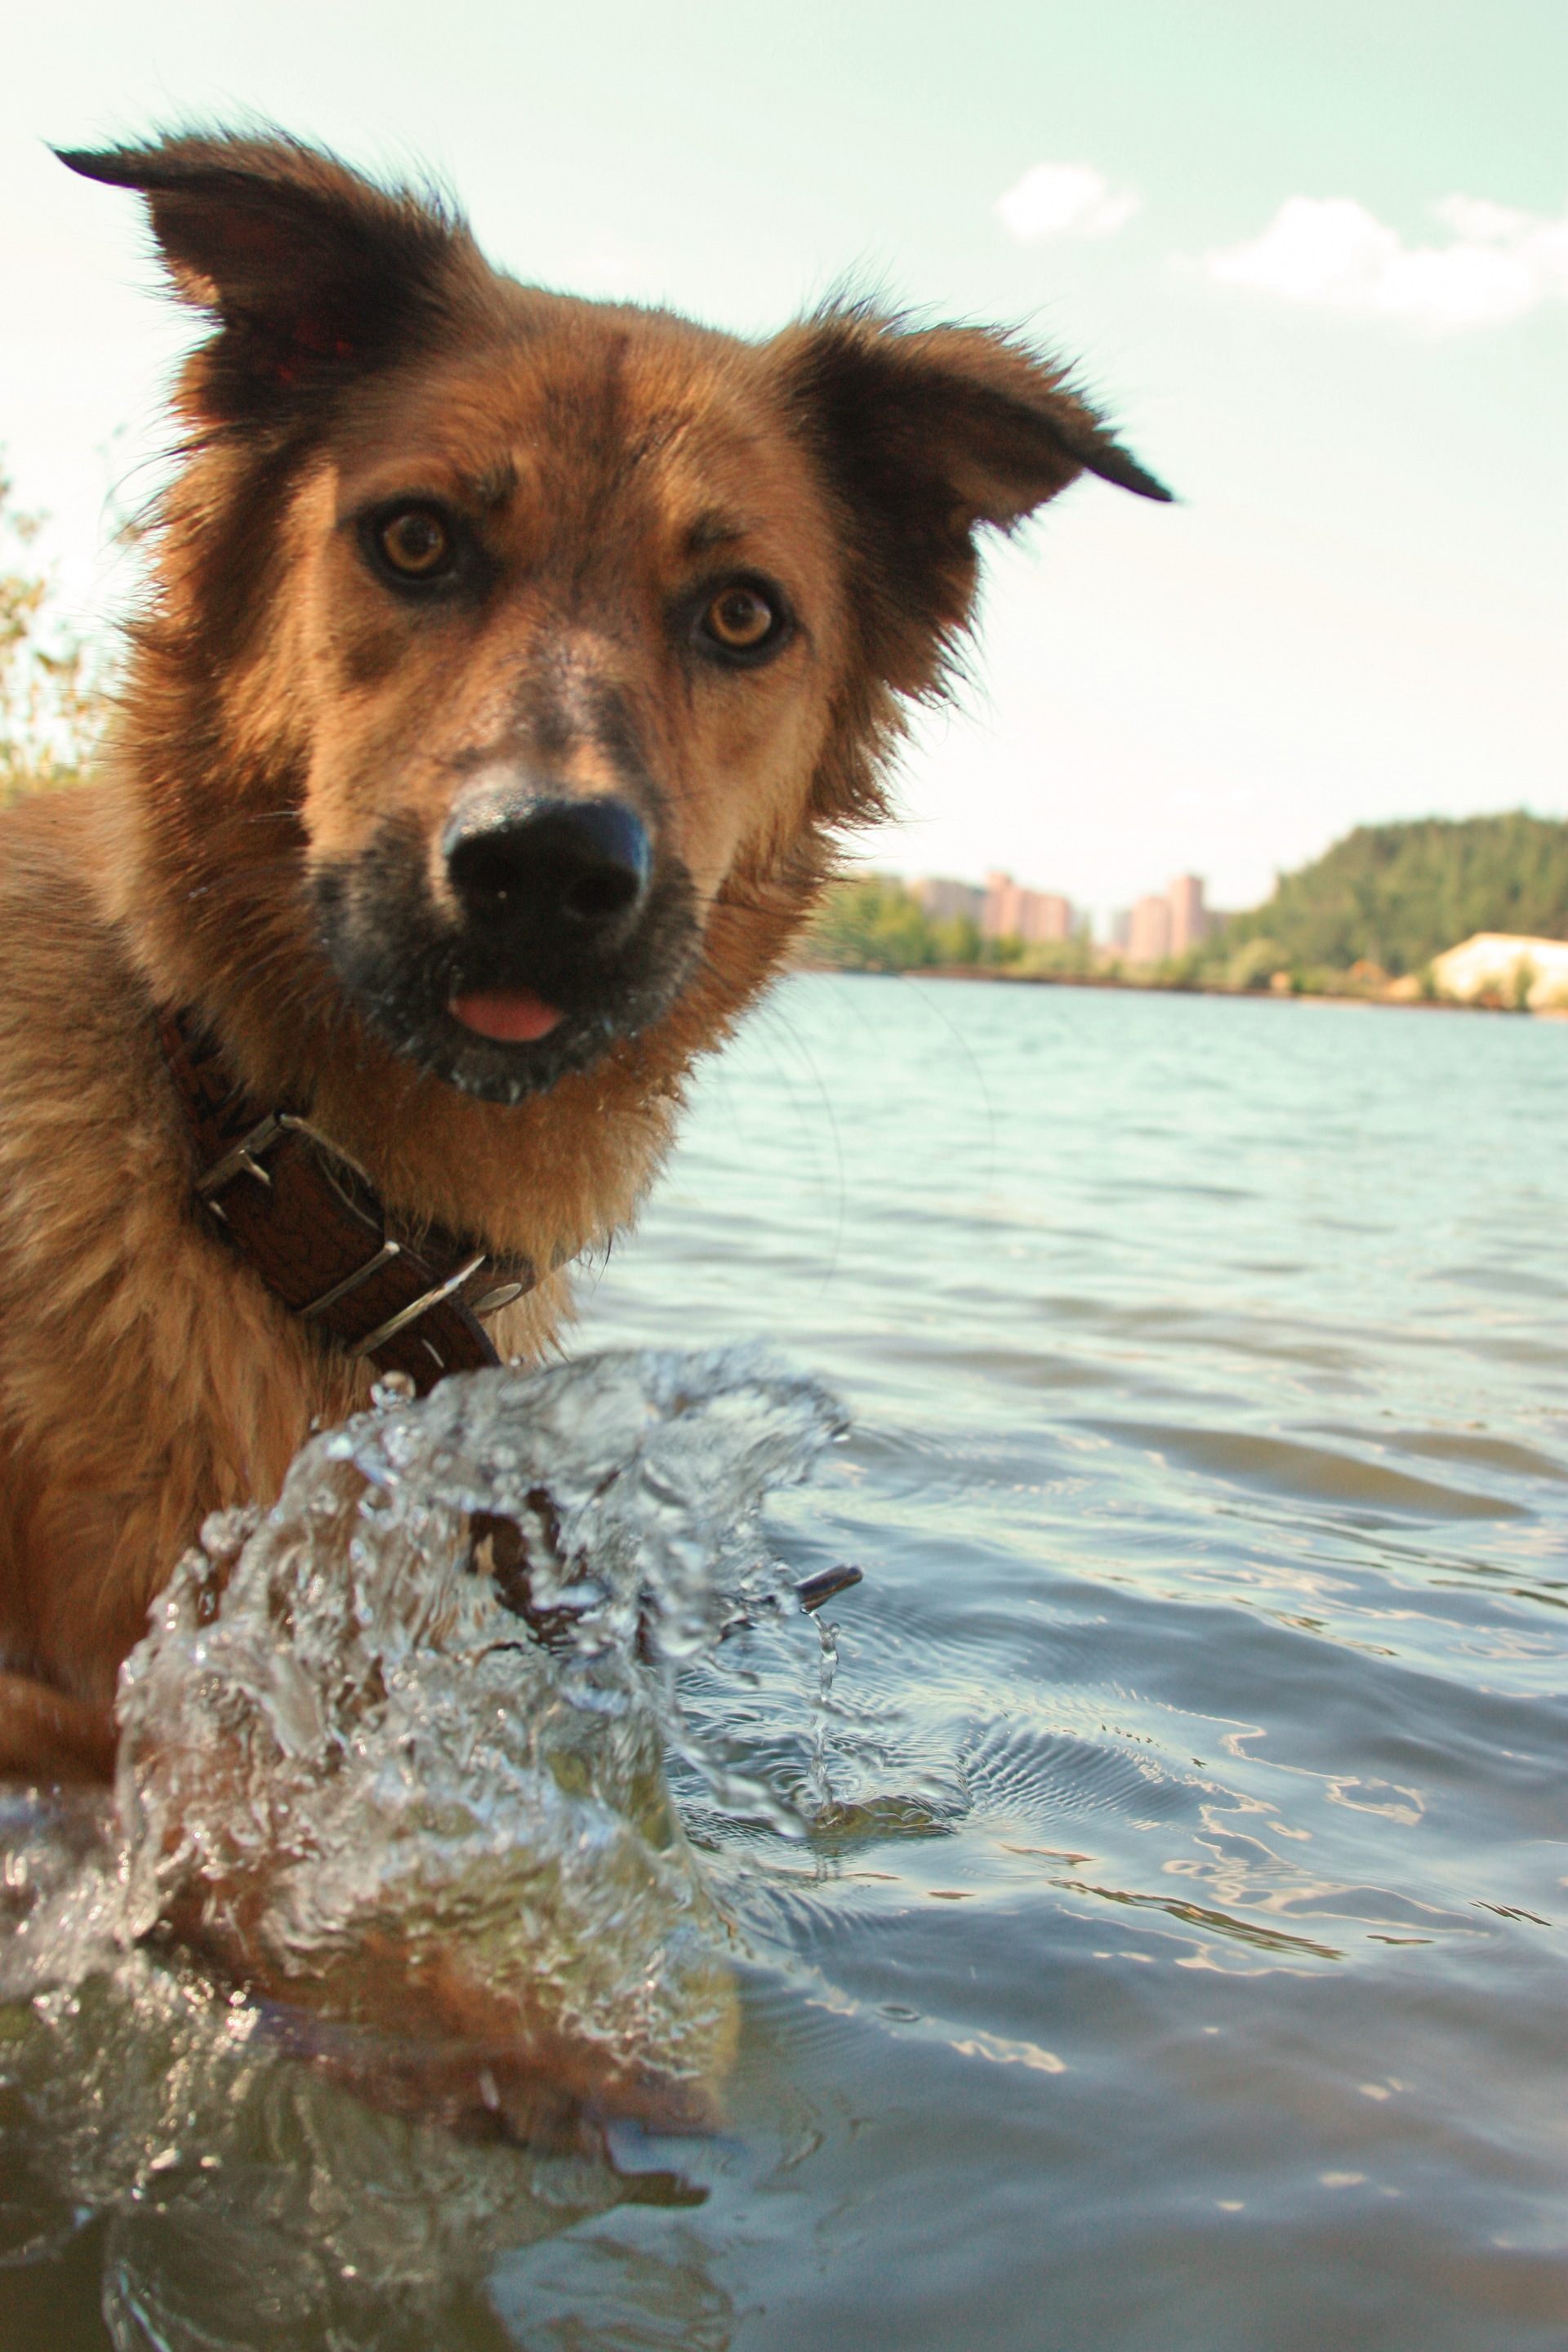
[197,1111,376,1207]
[195,1115,287,1198]
[350,1252,488,1361]
[300,1239,403,1322]
[274,1114,375,1189]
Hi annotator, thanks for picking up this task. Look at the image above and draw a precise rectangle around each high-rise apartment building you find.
[1168,874,1209,956]
[1125,894,1173,964]
[1117,875,1210,964]
[982,872,1074,945]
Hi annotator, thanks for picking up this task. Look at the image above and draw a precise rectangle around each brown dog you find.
[0,130,1166,1786]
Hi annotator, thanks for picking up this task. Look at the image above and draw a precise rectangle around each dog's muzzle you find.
[312,769,698,1104]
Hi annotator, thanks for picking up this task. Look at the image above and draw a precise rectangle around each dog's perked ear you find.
[777,304,1172,694]
[56,131,473,425]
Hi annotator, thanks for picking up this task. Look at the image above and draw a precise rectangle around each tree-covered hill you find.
[1222,813,1568,976]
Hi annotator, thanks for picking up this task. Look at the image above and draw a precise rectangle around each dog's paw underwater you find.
[7,1350,844,2144]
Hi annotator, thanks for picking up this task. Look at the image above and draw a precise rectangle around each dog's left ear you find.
[777,306,1171,693]
[57,131,472,425]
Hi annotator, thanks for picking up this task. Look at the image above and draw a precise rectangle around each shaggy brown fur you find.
[0,129,1165,1786]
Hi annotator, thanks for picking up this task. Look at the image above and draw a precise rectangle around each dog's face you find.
[68,135,1167,1104]
[285,315,853,1101]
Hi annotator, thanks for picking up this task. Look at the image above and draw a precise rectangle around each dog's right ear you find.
[777,302,1171,697]
[57,131,473,425]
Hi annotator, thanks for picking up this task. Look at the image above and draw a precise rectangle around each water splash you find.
[7,1348,845,2149]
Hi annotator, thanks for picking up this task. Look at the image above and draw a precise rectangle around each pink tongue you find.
[449,989,564,1044]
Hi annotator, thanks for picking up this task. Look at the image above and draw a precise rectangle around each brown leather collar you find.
[156,1008,536,1397]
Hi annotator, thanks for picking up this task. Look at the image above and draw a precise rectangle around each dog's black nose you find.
[443,794,652,933]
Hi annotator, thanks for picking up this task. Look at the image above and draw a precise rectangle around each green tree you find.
[1,466,109,806]
[930,911,982,965]
[1015,929,1098,982]
[808,875,944,969]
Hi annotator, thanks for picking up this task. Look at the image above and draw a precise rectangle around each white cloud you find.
[995,163,1139,243]
[1204,193,1568,332]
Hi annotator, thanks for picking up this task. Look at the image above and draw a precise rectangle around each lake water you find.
[3,974,1566,2350]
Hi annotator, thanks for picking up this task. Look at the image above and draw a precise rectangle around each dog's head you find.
[67,134,1167,1105]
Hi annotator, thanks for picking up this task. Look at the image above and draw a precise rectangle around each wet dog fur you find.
[0,130,1165,1785]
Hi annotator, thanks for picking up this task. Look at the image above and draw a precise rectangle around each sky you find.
[2,0,1563,924]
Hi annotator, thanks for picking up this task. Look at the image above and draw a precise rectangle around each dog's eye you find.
[376,508,453,579]
[699,583,782,656]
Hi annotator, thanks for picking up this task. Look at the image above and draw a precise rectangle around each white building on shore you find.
[1431,933,1568,1010]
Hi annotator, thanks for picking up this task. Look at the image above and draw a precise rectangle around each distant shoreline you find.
[793,961,1568,1018]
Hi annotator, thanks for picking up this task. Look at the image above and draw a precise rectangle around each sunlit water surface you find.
[3,975,1565,2350]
